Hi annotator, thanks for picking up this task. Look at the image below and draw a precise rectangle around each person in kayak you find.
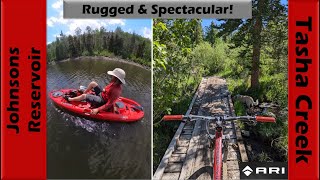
[64,68,126,115]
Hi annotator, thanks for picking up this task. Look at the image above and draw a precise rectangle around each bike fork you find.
[213,128,223,180]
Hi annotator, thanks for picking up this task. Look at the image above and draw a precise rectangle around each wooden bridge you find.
[154,76,248,180]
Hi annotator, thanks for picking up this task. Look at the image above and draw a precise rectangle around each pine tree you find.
[136,40,146,58]
[68,35,77,57]
[194,19,203,44]
[204,21,218,45]
[55,36,61,60]
[215,0,286,90]
[108,33,114,53]
[85,26,93,55]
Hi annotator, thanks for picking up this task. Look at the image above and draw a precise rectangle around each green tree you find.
[130,32,137,55]
[136,40,145,58]
[85,26,94,55]
[153,19,205,121]
[108,33,114,53]
[204,21,218,45]
[68,35,77,57]
[60,31,69,59]
[215,0,286,90]
[114,34,124,56]
[55,37,61,60]
[194,19,203,44]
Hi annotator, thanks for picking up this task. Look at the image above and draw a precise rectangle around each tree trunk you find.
[251,0,264,90]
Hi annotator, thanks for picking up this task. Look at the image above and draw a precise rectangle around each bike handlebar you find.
[162,115,276,123]
[255,116,276,123]
[163,115,184,121]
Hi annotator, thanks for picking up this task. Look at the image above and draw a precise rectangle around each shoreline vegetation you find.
[50,56,151,71]
[154,1,288,171]
[47,26,151,68]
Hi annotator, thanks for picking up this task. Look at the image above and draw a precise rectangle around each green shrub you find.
[98,50,115,57]
[82,50,90,56]
[192,41,225,75]
[234,100,246,116]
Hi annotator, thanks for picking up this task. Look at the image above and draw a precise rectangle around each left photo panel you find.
[46,1,152,178]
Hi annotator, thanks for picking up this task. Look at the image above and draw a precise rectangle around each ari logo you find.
[242,166,253,176]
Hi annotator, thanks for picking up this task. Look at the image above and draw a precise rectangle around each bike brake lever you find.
[181,116,190,122]
[246,120,257,126]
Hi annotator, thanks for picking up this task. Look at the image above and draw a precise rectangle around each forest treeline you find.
[153,0,288,170]
[47,26,151,66]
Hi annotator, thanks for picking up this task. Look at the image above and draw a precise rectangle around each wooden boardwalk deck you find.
[154,76,248,180]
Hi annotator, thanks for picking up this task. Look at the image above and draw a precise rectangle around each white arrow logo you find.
[242,165,253,176]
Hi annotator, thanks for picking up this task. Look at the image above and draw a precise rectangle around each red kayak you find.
[49,89,144,122]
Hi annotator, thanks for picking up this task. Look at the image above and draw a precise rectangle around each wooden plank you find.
[177,139,190,147]
[181,129,193,135]
[179,134,192,141]
[178,78,209,180]
[238,143,249,162]
[185,121,194,126]
[227,144,239,152]
[161,173,180,180]
[235,125,243,141]
[226,160,239,171]
[183,126,194,130]
[174,147,188,154]
[223,162,228,180]
[179,118,203,180]
[164,163,183,173]
[169,154,186,163]
[192,132,212,180]
[227,150,240,160]
[227,170,240,180]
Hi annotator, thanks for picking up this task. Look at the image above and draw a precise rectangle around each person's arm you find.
[97,89,120,112]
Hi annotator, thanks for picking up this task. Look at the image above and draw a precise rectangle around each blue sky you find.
[47,0,151,44]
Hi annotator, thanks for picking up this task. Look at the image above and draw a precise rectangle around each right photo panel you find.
[153,4,288,179]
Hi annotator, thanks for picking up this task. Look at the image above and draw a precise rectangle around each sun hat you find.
[107,68,126,84]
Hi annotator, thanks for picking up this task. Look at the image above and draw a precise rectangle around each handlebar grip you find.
[163,115,184,121]
[256,116,276,123]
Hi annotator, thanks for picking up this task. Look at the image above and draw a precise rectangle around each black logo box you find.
[239,162,288,179]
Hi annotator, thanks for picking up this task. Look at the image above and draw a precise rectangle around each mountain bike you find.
[162,114,276,180]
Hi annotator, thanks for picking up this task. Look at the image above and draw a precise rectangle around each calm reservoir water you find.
[47,58,151,179]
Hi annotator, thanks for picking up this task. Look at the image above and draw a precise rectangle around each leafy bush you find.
[81,50,90,56]
[234,100,246,116]
[153,19,205,122]
[98,50,115,57]
[192,41,224,75]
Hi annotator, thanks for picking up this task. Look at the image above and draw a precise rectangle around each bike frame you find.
[162,115,275,180]
[214,125,223,180]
